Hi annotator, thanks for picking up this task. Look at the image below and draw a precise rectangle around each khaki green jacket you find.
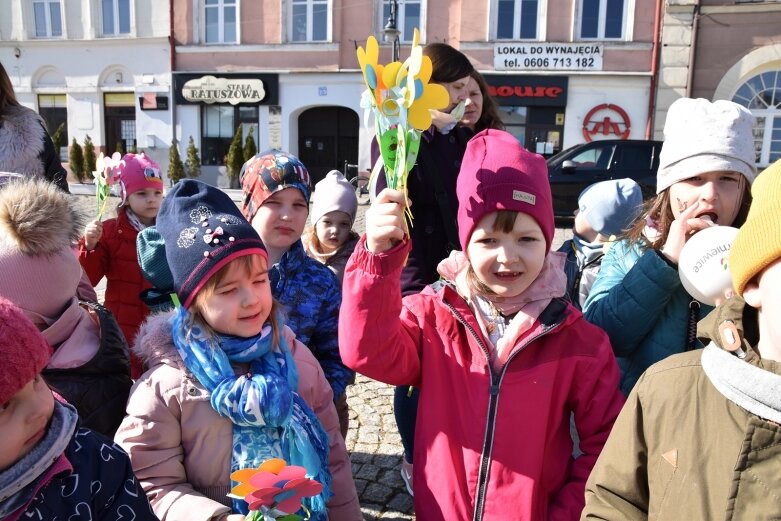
[582,297,781,520]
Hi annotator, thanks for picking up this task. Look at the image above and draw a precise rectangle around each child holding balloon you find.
[583,159,781,520]
[583,97,756,395]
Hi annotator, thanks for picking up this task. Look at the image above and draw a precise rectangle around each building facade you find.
[0,0,173,177]
[3,0,662,186]
[656,0,781,168]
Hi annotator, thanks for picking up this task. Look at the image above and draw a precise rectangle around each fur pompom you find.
[0,177,83,255]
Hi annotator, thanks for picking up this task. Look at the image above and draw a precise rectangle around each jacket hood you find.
[697,295,759,355]
[132,311,184,371]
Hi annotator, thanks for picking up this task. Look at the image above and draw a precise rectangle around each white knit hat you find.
[657,98,757,193]
[310,170,358,226]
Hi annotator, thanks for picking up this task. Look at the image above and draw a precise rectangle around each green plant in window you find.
[82,134,96,180]
[168,139,186,186]
[69,137,84,182]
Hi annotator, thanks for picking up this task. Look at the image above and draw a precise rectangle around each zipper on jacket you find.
[444,300,561,521]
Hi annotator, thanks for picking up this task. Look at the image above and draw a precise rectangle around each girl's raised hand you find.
[366,188,408,254]
[660,200,716,265]
[83,219,104,251]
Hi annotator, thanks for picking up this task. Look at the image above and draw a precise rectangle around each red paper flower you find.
[229,459,323,515]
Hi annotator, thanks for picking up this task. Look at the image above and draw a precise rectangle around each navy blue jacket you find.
[271,240,353,398]
[17,428,157,520]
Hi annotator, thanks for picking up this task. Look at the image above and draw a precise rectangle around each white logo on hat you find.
[512,190,536,205]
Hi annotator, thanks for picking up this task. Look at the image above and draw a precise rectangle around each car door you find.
[549,141,615,216]
[610,143,657,198]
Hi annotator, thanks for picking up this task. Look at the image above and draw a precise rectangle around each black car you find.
[547,139,662,218]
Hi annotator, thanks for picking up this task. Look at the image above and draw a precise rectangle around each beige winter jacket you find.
[114,312,362,521]
[582,297,781,520]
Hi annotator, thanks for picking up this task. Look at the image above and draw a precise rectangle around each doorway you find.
[297,107,359,185]
[525,106,565,158]
[104,93,136,157]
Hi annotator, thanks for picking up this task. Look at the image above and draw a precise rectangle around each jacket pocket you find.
[650,449,678,521]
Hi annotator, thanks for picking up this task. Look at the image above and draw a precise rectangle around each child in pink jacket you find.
[340,129,624,520]
[114,180,360,521]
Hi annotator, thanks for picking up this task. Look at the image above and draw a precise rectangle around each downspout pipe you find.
[646,0,664,138]
[685,0,701,98]
[169,0,177,160]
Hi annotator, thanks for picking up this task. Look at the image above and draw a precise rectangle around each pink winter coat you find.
[114,312,362,521]
[340,240,624,521]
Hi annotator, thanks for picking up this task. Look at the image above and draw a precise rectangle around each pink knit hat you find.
[0,296,52,404]
[0,178,83,321]
[456,129,553,251]
[119,153,164,203]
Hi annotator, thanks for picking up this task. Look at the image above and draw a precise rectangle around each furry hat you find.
[0,296,52,405]
[0,178,84,319]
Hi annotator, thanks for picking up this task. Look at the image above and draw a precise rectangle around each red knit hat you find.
[456,129,553,251]
[0,297,52,404]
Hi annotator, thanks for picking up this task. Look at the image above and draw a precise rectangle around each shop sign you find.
[182,75,265,105]
[494,43,603,72]
[483,74,568,107]
[582,103,631,141]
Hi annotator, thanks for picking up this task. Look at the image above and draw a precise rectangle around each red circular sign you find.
[582,104,631,142]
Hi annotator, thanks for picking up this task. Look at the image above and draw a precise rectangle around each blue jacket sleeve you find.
[311,276,354,400]
[583,242,682,357]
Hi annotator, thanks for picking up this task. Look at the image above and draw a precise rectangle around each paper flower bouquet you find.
[356,28,449,213]
[229,459,324,521]
[94,151,124,219]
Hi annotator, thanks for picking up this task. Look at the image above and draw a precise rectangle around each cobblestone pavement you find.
[68,187,572,520]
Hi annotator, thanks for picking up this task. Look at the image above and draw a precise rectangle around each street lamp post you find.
[384,0,401,61]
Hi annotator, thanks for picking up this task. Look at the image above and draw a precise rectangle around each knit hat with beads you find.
[156,179,267,309]
[730,159,781,295]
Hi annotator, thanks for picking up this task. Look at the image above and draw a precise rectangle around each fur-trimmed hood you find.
[0,105,47,178]
[0,177,82,255]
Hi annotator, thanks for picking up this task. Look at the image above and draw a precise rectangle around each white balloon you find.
[678,225,739,306]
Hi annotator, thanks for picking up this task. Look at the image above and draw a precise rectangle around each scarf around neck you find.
[30,298,100,369]
[170,308,331,517]
[437,250,567,371]
[0,400,78,518]
[702,343,781,424]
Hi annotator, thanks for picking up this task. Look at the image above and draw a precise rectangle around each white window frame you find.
[732,70,781,167]
[288,0,331,42]
[32,0,63,38]
[575,0,630,41]
[100,0,132,36]
[378,0,425,44]
[490,0,545,40]
[203,0,239,44]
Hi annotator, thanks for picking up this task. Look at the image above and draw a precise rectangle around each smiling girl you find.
[114,179,360,521]
[583,97,757,395]
[340,129,624,520]
[78,153,163,377]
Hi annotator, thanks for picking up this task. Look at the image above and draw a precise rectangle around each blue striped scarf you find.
[171,308,332,517]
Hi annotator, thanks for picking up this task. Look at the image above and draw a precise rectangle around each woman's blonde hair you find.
[188,254,280,347]
[464,210,522,296]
